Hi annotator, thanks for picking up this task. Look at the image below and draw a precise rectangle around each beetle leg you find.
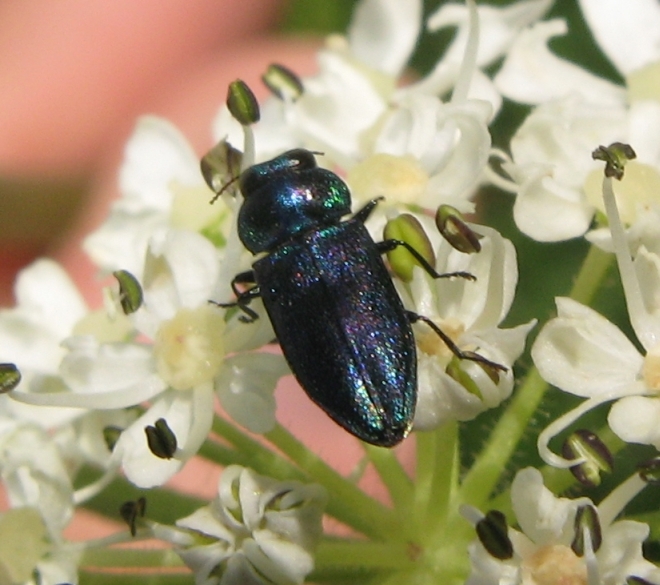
[211,270,262,323]
[378,239,475,281]
[407,311,507,373]
[352,197,385,224]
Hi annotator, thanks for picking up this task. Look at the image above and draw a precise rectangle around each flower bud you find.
[120,497,147,537]
[113,270,143,315]
[571,504,601,556]
[0,363,21,393]
[226,79,261,126]
[145,418,178,459]
[476,510,513,560]
[262,63,304,101]
[383,214,435,282]
[435,205,481,253]
[200,140,242,197]
[637,456,660,485]
[562,429,613,487]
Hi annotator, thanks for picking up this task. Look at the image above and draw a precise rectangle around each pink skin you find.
[0,0,415,543]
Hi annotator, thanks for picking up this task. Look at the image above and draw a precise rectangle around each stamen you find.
[537,392,631,468]
[451,0,479,104]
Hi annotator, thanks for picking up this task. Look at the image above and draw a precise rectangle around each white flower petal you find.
[348,0,421,76]
[216,352,288,434]
[428,0,552,66]
[414,0,552,99]
[115,392,205,488]
[144,229,220,312]
[246,535,314,585]
[579,0,660,75]
[494,19,626,106]
[608,395,660,448]
[413,358,485,430]
[293,51,386,165]
[511,166,594,241]
[435,227,517,329]
[424,100,492,204]
[532,298,643,397]
[119,116,202,212]
[60,336,157,395]
[628,100,660,169]
[84,211,167,275]
[511,467,576,546]
[13,259,87,340]
[635,246,660,321]
[597,519,660,583]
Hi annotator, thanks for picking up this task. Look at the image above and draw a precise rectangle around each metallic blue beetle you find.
[222,149,499,447]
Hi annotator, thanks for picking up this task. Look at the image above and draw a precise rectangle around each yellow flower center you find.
[347,153,429,205]
[627,60,660,103]
[583,160,660,225]
[415,318,465,364]
[521,544,587,585]
[153,305,225,390]
[643,343,660,391]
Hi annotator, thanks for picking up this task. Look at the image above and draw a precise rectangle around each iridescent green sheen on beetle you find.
[219,149,505,446]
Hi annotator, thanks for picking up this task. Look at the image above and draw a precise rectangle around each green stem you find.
[266,424,400,540]
[313,539,413,572]
[363,444,414,515]
[412,430,437,533]
[424,422,459,538]
[212,416,307,482]
[566,243,613,306]
[460,245,613,506]
[80,547,182,569]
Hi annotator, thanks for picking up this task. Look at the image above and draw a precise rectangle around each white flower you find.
[532,149,660,462]
[215,0,551,217]
[84,116,234,275]
[397,222,534,430]
[10,230,288,488]
[0,259,137,488]
[0,424,73,539]
[175,465,327,585]
[494,1,660,242]
[465,467,660,585]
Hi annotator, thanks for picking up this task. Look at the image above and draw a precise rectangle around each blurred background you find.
[0,0,617,316]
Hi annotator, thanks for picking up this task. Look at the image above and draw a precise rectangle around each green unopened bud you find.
[592,142,637,180]
[637,456,660,485]
[120,497,147,537]
[476,510,513,560]
[0,363,21,393]
[145,418,177,459]
[562,429,613,487]
[435,205,481,253]
[227,80,260,126]
[383,214,435,282]
[201,140,242,196]
[262,63,304,101]
[571,504,601,556]
[113,270,143,315]
[103,425,123,452]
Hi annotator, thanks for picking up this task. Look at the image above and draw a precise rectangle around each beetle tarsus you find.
[407,311,507,373]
